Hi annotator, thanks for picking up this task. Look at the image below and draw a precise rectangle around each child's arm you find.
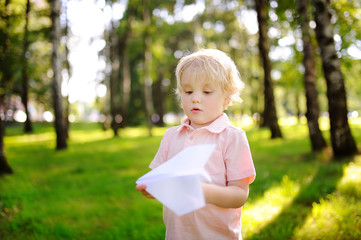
[136,184,155,199]
[202,178,249,208]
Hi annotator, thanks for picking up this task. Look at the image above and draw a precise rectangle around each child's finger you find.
[136,184,146,191]
[145,193,155,199]
[136,185,155,199]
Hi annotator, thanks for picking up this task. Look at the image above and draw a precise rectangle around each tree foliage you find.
[1,0,360,162]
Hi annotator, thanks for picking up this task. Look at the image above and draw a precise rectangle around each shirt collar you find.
[178,113,230,133]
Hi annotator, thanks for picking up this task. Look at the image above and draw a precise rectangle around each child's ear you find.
[223,96,231,109]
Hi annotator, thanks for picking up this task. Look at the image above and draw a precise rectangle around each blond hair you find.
[175,48,244,106]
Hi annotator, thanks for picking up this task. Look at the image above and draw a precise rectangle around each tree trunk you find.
[109,18,120,137]
[295,92,301,121]
[312,0,357,157]
[154,72,165,127]
[102,25,111,131]
[50,0,67,150]
[254,0,282,138]
[298,0,327,152]
[118,7,133,128]
[0,0,13,175]
[64,0,71,139]
[120,47,131,127]
[0,116,12,175]
[21,0,33,133]
[143,1,154,137]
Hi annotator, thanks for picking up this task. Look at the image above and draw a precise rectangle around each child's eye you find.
[185,91,193,94]
[204,91,212,94]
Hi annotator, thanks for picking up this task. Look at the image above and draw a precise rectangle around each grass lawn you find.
[1,118,360,240]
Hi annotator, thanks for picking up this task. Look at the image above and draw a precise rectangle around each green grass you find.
[1,119,360,240]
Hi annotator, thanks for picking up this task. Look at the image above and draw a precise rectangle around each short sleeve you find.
[224,129,256,184]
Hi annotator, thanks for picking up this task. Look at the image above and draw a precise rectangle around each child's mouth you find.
[191,108,201,113]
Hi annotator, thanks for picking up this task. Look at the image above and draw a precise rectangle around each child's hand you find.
[136,184,155,199]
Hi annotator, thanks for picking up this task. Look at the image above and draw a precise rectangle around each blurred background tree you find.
[312,0,357,157]
[298,0,327,152]
[1,0,360,174]
[50,0,67,150]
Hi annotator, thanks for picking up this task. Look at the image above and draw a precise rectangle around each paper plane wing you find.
[136,144,216,216]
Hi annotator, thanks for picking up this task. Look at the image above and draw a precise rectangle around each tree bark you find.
[64,0,71,139]
[109,18,120,137]
[101,24,111,131]
[50,0,67,150]
[0,0,13,175]
[21,0,33,133]
[143,1,154,137]
[298,0,327,152]
[254,0,282,138]
[154,72,165,127]
[118,6,133,128]
[312,0,357,157]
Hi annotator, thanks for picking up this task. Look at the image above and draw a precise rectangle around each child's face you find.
[180,70,230,129]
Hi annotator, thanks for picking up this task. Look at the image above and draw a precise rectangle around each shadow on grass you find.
[247,156,346,240]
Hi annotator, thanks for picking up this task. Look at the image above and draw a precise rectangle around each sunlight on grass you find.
[295,195,361,239]
[293,196,361,240]
[349,117,361,125]
[231,115,255,130]
[279,116,306,126]
[120,127,150,138]
[5,132,55,146]
[69,129,113,144]
[338,155,361,197]
[293,156,361,240]
[5,125,166,147]
[242,175,300,239]
[319,116,330,131]
[120,127,166,138]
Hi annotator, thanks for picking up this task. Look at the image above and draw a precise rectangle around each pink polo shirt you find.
[149,114,256,240]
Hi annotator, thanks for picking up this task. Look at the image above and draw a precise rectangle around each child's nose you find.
[192,92,201,103]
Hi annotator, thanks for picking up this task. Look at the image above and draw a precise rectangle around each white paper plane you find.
[136,144,216,216]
